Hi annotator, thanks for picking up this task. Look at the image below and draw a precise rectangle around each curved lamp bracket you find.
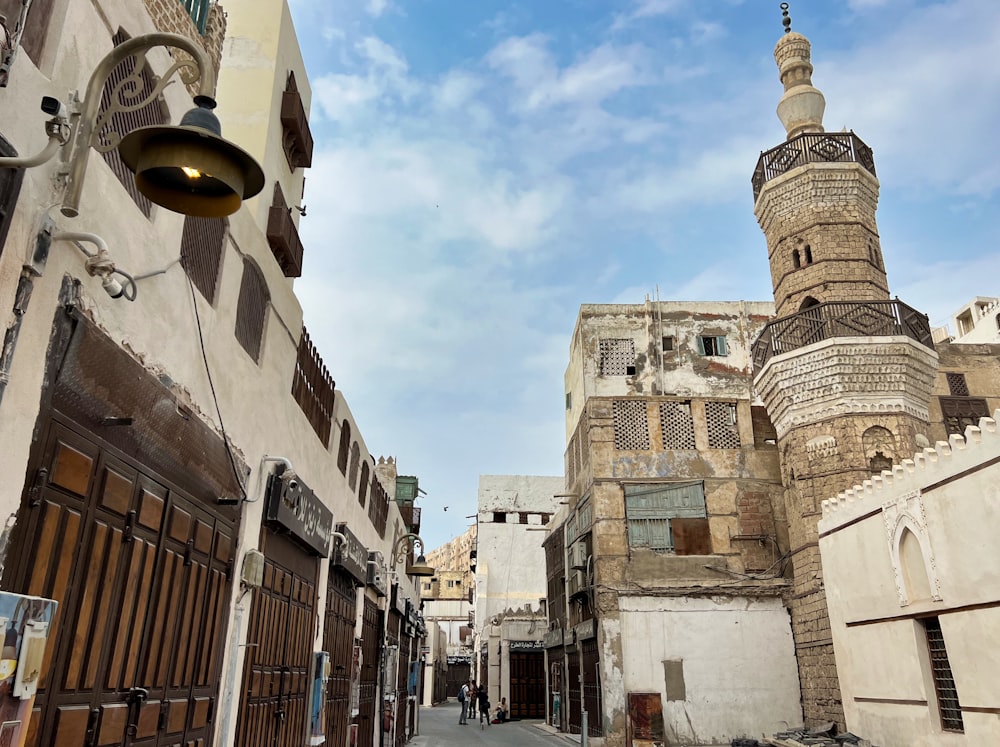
[62,32,218,217]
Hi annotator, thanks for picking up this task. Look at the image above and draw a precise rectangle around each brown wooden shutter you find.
[180,216,227,303]
[0,135,25,259]
[98,30,167,217]
[672,517,712,555]
[234,258,269,362]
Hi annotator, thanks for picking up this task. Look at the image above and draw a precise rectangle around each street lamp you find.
[0,32,263,218]
[391,533,435,577]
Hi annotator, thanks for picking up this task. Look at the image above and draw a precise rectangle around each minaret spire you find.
[773,4,825,139]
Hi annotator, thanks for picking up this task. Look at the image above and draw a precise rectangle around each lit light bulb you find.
[181,166,203,179]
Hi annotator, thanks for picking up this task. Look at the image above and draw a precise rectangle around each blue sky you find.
[285,0,1000,551]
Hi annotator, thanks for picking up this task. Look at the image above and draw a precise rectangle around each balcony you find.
[266,200,304,277]
[752,299,933,373]
[399,504,422,534]
[280,74,314,169]
[752,131,876,201]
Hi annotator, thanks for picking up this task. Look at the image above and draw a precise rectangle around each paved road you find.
[410,701,576,747]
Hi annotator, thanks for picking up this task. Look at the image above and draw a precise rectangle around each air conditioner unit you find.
[568,570,587,599]
[568,541,589,571]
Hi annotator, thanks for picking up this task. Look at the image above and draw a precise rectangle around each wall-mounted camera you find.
[40,96,68,118]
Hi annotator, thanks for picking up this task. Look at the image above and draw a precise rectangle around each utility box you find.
[0,592,59,747]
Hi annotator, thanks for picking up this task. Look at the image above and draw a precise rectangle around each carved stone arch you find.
[889,515,939,605]
[799,296,819,311]
[883,491,941,606]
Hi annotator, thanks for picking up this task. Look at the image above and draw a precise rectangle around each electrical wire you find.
[187,273,247,502]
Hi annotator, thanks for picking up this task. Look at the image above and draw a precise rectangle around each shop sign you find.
[331,524,368,585]
[509,640,544,650]
[265,472,334,557]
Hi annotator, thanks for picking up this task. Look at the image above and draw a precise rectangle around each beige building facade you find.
[550,301,803,746]
[0,2,424,747]
[819,412,1000,746]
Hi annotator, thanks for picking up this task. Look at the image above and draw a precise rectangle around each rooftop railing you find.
[752,131,876,201]
[752,299,933,372]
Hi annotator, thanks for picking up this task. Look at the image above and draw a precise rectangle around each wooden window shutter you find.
[672,518,712,555]
[234,258,269,362]
[0,135,25,259]
[98,30,168,217]
[180,217,227,303]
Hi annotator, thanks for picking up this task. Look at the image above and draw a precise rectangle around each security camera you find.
[102,276,124,299]
[40,96,68,118]
[282,469,300,491]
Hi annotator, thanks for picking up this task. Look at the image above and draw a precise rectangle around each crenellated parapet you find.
[819,411,1000,531]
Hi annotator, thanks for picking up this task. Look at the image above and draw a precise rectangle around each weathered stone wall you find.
[141,0,225,94]
[755,163,889,317]
[927,342,1000,442]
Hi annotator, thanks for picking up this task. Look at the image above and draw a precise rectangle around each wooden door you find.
[357,598,381,747]
[509,651,544,718]
[324,571,357,747]
[6,418,234,747]
[235,530,317,747]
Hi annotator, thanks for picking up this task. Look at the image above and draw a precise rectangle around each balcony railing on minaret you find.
[752,299,934,372]
[752,131,877,201]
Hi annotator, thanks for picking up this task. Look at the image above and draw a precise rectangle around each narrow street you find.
[410,701,576,747]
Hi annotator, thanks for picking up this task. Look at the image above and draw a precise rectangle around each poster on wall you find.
[309,651,329,745]
[350,643,362,717]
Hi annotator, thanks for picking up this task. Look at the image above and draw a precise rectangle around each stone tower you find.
[752,21,939,726]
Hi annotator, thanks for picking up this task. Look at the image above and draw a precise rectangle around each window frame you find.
[697,335,728,357]
[624,482,708,553]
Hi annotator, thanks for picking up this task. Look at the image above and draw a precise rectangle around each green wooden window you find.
[624,482,706,552]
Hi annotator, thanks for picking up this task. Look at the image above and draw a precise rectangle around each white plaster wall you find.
[0,4,417,747]
[475,475,564,628]
[820,417,1000,747]
[619,595,802,745]
[564,301,774,440]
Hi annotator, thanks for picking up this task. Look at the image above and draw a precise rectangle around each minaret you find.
[752,7,939,727]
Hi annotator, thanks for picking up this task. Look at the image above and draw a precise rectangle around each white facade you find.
[0,2,422,746]
[932,296,1000,344]
[475,474,564,707]
[819,412,1000,747]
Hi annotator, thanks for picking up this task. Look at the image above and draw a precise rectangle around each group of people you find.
[457,679,508,727]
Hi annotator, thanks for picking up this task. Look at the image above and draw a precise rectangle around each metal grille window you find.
[599,338,636,376]
[624,482,707,552]
[577,498,592,534]
[180,216,226,303]
[613,400,650,450]
[923,618,964,732]
[945,373,969,397]
[940,396,990,436]
[706,401,741,448]
[234,258,269,363]
[659,401,695,449]
[99,31,168,217]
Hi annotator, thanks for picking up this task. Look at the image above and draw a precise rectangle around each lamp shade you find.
[405,555,435,577]
[118,103,264,218]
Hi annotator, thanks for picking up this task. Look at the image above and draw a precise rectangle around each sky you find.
[284,0,1000,551]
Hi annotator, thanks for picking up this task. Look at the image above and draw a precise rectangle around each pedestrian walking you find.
[477,684,491,729]
[458,681,469,724]
[467,679,477,719]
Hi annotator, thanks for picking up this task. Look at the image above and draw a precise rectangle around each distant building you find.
[475,474,563,719]
[421,526,476,703]
[932,297,1000,344]
[551,301,802,743]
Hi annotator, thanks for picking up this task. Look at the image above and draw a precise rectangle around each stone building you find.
[819,412,1000,746]
[420,526,476,702]
[933,297,1000,344]
[474,474,563,719]
[0,2,426,747]
[549,301,803,744]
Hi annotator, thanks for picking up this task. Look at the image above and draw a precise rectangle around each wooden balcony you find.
[291,326,335,446]
[752,299,934,372]
[280,88,314,169]
[266,203,304,278]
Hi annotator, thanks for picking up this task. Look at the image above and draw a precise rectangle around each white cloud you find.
[365,0,389,18]
[612,0,684,31]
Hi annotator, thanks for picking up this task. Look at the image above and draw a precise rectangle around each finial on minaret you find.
[773,9,825,139]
